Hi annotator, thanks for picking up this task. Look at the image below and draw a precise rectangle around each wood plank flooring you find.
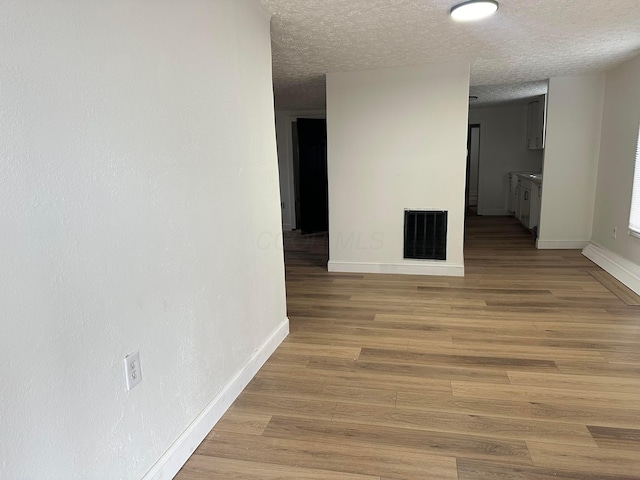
[589,269,640,306]
[176,216,640,479]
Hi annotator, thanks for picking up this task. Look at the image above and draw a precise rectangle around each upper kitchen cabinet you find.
[527,96,546,150]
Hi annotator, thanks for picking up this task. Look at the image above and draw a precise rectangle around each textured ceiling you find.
[257,0,640,110]
[469,80,548,108]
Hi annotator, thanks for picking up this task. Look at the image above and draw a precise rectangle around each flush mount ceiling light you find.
[450,0,499,21]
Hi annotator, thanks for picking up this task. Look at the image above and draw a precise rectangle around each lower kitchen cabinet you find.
[515,174,542,233]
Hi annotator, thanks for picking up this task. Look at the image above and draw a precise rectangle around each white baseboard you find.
[142,318,289,480]
[479,209,510,216]
[328,260,464,277]
[582,243,640,295]
[282,224,293,231]
[536,240,590,250]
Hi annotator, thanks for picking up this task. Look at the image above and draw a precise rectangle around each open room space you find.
[2,1,640,479]
[175,216,640,479]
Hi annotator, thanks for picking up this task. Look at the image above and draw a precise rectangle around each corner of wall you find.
[142,318,289,480]
[582,242,640,295]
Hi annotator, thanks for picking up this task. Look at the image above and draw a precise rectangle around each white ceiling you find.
[257,0,640,109]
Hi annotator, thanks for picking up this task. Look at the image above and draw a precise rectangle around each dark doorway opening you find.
[296,118,328,235]
[465,124,481,217]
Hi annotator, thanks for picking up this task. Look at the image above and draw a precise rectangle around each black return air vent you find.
[403,210,447,260]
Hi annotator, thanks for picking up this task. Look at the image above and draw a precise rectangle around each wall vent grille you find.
[403,210,447,260]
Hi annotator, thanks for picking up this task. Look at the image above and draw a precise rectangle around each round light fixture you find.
[450,0,498,21]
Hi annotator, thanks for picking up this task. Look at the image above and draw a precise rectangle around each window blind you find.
[629,124,640,237]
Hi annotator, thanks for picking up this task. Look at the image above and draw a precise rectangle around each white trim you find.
[282,223,293,232]
[141,318,289,480]
[479,209,510,216]
[582,242,640,296]
[328,260,464,277]
[536,240,590,250]
[627,121,640,235]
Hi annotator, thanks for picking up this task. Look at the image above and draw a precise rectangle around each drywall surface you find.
[468,103,544,215]
[591,54,640,265]
[538,75,605,247]
[0,1,286,479]
[326,62,469,274]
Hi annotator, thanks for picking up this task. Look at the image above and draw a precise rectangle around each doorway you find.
[293,118,328,235]
[465,124,481,217]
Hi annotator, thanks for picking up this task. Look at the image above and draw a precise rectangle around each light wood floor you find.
[176,216,640,480]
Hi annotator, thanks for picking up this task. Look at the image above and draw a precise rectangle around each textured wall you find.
[538,75,605,247]
[0,1,286,478]
[591,54,640,264]
[326,62,469,275]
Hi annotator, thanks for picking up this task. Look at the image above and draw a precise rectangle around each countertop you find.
[516,172,543,184]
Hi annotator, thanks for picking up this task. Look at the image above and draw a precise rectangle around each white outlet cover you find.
[124,351,142,391]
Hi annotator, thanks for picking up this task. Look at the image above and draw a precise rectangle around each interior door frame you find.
[296,118,328,234]
[466,123,481,215]
[284,111,326,230]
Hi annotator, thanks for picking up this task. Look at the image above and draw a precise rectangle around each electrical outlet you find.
[613,227,617,239]
[124,351,142,391]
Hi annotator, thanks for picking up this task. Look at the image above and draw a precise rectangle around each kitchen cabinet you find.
[520,183,531,228]
[530,181,542,234]
[508,172,518,213]
[527,98,545,150]
[515,174,543,233]
[514,182,521,219]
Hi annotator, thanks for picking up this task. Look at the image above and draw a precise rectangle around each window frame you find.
[628,121,640,239]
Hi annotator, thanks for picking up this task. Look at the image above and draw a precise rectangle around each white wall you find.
[468,102,544,215]
[326,62,470,276]
[538,75,605,249]
[583,54,640,293]
[591,54,640,264]
[0,1,287,479]
[275,110,326,230]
